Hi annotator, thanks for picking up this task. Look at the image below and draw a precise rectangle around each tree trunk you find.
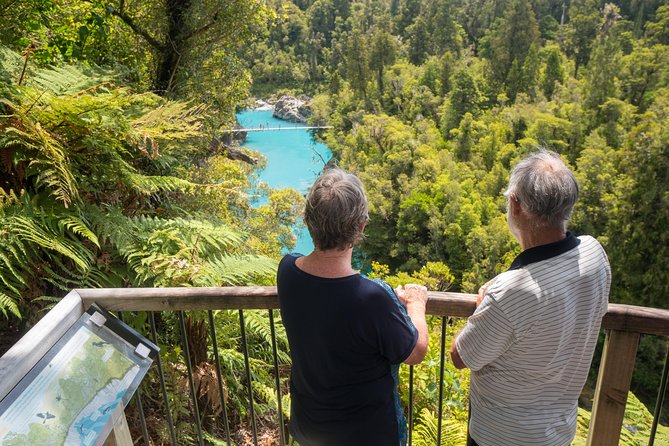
[155,0,193,94]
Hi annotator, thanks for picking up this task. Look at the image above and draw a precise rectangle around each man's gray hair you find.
[304,168,368,250]
[506,150,579,230]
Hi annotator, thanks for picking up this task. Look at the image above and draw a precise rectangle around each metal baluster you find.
[178,311,204,446]
[649,343,669,446]
[437,316,447,445]
[269,309,286,445]
[148,312,177,446]
[134,387,150,446]
[208,310,232,445]
[408,364,415,446]
[118,312,150,445]
[239,310,259,446]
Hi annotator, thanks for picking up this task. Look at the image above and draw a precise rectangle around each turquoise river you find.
[236,109,332,254]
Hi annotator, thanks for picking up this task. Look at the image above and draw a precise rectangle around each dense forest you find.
[0,0,668,444]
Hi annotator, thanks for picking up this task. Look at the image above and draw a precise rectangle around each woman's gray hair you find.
[304,168,369,250]
[506,150,579,230]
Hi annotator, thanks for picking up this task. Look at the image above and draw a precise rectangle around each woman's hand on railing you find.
[396,284,429,365]
[395,284,428,308]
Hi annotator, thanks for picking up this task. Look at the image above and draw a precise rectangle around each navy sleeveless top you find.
[277,254,417,446]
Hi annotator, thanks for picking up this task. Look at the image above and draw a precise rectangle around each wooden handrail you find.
[601,304,669,337]
[76,287,669,336]
[77,286,669,446]
[2,287,668,446]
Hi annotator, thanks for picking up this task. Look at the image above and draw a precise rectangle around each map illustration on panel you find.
[0,305,156,446]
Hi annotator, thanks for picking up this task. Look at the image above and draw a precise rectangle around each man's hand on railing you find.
[476,278,497,308]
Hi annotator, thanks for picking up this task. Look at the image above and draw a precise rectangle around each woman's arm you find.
[395,284,429,365]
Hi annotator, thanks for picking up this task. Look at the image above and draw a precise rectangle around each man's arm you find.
[395,284,429,365]
[450,335,467,369]
[450,283,489,369]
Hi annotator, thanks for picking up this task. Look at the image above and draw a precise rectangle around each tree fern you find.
[1,46,210,209]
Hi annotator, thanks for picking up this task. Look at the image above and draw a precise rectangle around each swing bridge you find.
[222,125,333,133]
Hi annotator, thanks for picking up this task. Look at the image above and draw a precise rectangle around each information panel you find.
[0,304,158,446]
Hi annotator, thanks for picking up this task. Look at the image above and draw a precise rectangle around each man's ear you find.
[509,193,522,216]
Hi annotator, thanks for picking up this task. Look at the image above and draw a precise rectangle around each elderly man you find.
[451,150,611,446]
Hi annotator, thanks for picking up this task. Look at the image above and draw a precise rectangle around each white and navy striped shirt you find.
[456,233,611,446]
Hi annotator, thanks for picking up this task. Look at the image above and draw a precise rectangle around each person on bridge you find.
[451,150,611,446]
[277,168,429,446]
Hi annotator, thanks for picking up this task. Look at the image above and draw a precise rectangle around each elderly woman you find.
[277,168,429,446]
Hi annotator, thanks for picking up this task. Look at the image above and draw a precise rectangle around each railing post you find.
[586,330,640,446]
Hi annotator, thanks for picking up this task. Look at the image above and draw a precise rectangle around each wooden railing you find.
[1,287,668,445]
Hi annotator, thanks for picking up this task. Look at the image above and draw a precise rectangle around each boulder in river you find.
[273,95,310,122]
[254,99,273,111]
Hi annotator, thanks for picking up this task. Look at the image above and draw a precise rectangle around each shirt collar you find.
[507,231,581,271]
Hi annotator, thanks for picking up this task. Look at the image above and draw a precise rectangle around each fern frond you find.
[28,64,114,96]
[0,251,27,294]
[0,46,22,82]
[58,216,100,247]
[131,216,245,255]
[31,295,62,313]
[1,99,79,207]
[87,210,269,287]
[131,101,206,144]
[0,292,21,319]
[195,255,277,287]
[126,173,199,195]
[86,206,135,249]
[242,310,276,348]
[8,215,91,270]
[0,189,23,210]
[411,408,468,446]
[254,382,279,406]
